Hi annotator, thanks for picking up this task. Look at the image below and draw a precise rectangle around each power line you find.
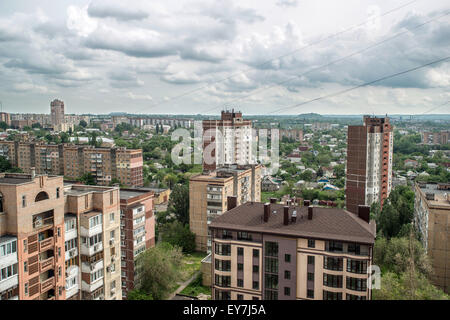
[420,100,450,114]
[266,55,450,115]
[131,0,420,114]
[201,10,450,114]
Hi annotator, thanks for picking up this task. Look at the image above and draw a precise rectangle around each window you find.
[24,283,28,295]
[237,294,244,300]
[347,243,361,255]
[22,195,26,207]
[252,296,259,300]
[307,255,315,265]
[89,214,102,228]
[56,187,60,199]
[284,287,290,296]
[237,247,244,256]
[237,232,252,241]
[347,260,368,274]
[57,228,61,237]
[0,263,18,281]
[346,277,367,292]
[323,257,343,271]
[265,257,278,273]
[264,290,278,300]
[346,293,367,300]
[237,263,243,271]
[65,219,75,232]
[215,259,231,272]
[237,279,243,287]
[23,239,27,252]
[284,270,291,280]
[307,272,314,281]
[214,243,231,256]
[265,242,278,257]
[110,230,115,240]
[222,230,232,239]
[327,241,343,252]
[253,249,259,258]
[90,269,104,282]
[323,290,342,300]
[285,254,291,263]
[265,274,278,290]
[0,240,17,257]
[307,289,314,299]
[252,281,259,290]
[215,274,231,287]
[308,239,315,248]
[24,261,27,273]
[253,265,259,273]
[323,274,343,288]
[110,212,115,222]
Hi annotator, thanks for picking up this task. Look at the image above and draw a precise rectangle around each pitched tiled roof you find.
[210,202,376,244]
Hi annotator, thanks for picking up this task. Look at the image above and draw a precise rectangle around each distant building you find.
[261,176,281,192]
[202,110,253,172]
[414,182,450,293]
[280,129,303,142]
[0,112,11,126]
[209,200,376,300]
[422,131,450,145]
[50,99,65,126]
[346,116,393,214]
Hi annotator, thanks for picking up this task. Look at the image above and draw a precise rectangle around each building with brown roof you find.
[209,199,376,300]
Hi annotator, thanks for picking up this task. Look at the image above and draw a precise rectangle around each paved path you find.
[168,271,201,300]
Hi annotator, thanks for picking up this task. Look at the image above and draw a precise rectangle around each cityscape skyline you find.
[0,0,449,115]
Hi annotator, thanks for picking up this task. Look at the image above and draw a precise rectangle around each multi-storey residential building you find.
[189,164,261,252]
[414,182,450,293]
[202,110,253,172]
[422,131,450,145]
[209,199,376,300]
[64,183,122,300]
[119,188,155,299]
[0,172,122,300]
[346,116,393,214]
[0,141,144,187]
[0,112,11,126]
[279,129,303,142]
[50,99,65,126]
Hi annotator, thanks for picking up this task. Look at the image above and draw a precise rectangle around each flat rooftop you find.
[0,174,59,185]
[210,202,376,244]
[417,183,450,208]
[191,165,258,181]
[64,185,116,196]
[119,188,153,200]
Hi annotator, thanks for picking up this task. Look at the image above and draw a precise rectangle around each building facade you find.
[202,110,253,172]
[414,182,450,293]
[119,188,155,298]
[346,116,393,214]
[0,141,144,187]
[50,99,65,126]
[189,164,261,252]
[422,131,450,145]
[209,200,376,300]
[0,173,122,300]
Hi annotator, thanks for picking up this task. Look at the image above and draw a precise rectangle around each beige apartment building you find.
[189,164,261,253]
[209,199,376,300]
[0,141,143,187]
[0,172,122,300]
[414,182,450,293]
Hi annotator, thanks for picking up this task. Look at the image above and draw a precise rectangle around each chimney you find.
[227,196,237,211]
[357,205,370,223]
[283,206,289,225]
[308,206,313,220]
[304,200,310,207]
[270,198,277,204]
[263,203,270,222]
[31,167,36,179]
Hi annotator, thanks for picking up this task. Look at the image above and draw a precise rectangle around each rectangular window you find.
[265,257,278,273]
[284,270,291,280]
[265,242,278,257]
[307,255,315,265]
[285,254,291,263]
[284,287,290,296]
[237,247,244,256]
[307,272,314,281]
[323,256,343,271]
[237,263,243,271]
[252,281,259,290]
[323,274,343,288]
[237,294,244,300]
[56,187,60,199]
[253,249,259,258]
[327,241,343,252]
[307,289,314,299]
[323,290,342,300]
[253,265,259,273]
[22,195,26,208]
[308,239,315,248]
[24,261,27,273]
[237,279,243,287]
[110,212,115,222]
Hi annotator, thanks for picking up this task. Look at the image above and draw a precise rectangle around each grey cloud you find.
[276,0,299,7]
[87,2,149,21]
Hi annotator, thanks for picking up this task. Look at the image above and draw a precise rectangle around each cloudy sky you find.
[0,0,449,115]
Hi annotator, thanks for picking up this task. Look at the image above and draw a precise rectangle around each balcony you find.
[33,215,54,230]
[81,242,103,256]
[40,257,55,273]
[41,277,55,292]
[39,237,54,252]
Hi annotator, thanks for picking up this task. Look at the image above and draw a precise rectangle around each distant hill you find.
[298,113,323,119]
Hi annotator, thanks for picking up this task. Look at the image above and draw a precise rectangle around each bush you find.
[160,221,196,253]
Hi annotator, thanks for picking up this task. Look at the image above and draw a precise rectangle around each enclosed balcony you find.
[32,210,54,231]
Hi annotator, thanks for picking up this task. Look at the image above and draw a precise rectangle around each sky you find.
[0,0,449,116]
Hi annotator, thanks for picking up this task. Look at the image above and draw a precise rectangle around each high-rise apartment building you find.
[0,141,144,187]
[119,188,155,298]
[189,164,261,252]
[209,200,376,300]
[414,182,450,293]
[0,172,122,300]
[422,131,450,145]
[346,116,393,214]
[0,112,10,126]
[50,99,65,126]
[202,110,253,172]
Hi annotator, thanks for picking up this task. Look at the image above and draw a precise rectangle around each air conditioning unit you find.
[69,249,75,257]
[90,265,95,271]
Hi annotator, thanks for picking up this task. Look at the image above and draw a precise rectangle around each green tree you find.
[79,120,87,128]
[0,156,22,173]
[133,243,183,300]
[167,184,190,225]
[160,221,196,253]
[126,290,154,300]
[0,121,8,130]
[78,173,95,185]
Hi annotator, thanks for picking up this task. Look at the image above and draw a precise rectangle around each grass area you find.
[180,273,211,298]
[179,251,207,281]
[261,191,279,203]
